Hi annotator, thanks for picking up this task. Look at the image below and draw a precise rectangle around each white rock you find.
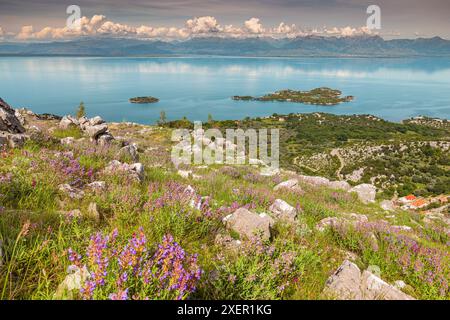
[224,208,274,241]
[269,199,297,222]
[274,179,299,191]
[349,184,377,204]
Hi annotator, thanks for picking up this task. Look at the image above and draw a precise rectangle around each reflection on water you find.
[1,57,449,123]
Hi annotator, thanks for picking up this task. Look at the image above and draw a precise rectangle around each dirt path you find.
[331,148,345,180]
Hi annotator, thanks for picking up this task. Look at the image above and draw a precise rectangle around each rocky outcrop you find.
[297,175,351,191]
[223,208,274,241]
[315,213,368,232]
[0,98,26,134]
[117,144,139,162]
[269,199,297,222]
[273,179,302,192]
[59,115,115,145]
[323,260,415,300]
[349,184,377,204]
[103,160,145,182]
[58,184,85,199]
[0,99,29,148]
[380,200,395,212]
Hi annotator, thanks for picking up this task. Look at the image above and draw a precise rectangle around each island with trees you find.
[232,87,354,105]
[129,96,160,104]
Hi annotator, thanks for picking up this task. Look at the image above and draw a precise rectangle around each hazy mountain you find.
[1,36,450,57]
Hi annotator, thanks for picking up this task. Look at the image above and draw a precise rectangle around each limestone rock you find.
[273,179,301,192]
[59,115,79,129]
[58,184,84,199]
[89,116,105,126]
[380,200,395,212]
[117,144,139,162]
[87,181,106,192]
[328,180,351,191]
[104,160,144,182]
[323,260,415,300]
[324,260,363,300]
[361,270,414,300]
[223,208,273,241]
[97,133,115,146]
[349,184,377,204]
[0,98,26,133]
[85,124,108,139]
[298,175,330,187]
[87,202,100,222]
[269,199,297,222]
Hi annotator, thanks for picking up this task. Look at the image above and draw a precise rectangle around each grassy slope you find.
[0,114,449,300]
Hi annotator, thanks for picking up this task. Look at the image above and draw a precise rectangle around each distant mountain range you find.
[1,36,450,57]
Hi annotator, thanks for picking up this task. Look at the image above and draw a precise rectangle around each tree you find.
[76,102,86,119]
[207,114,213,124]
[158,110,167,125]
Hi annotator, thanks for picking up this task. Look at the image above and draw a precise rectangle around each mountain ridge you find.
[1,36,450,57]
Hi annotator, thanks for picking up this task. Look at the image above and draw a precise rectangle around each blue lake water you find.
[1,56,450,124]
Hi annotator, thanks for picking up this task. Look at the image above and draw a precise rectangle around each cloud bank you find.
[2,15,377,41]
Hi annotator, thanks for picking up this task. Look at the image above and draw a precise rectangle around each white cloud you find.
[16,25,35,40]
[0,27,3,37]
[321,26,374,37]
[10,15,379,41]
[186,16,220,34]
[244,18,264,34]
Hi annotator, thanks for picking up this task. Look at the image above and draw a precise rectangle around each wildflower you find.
[109,288,129,300]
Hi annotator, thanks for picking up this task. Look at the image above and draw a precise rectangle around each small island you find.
[232,87,354,106]
[129,96,159,104]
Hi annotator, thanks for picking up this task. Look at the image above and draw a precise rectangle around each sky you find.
[0,0,449,41]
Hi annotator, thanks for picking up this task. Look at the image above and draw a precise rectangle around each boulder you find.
[328,181,351,191]
[298,175,330,187]
[85,124,108,139]
[87,202,100,222]
[0,132,29,148]
[323,260,415,300]
[97,133,115,146]
[89,116,105,126]
[78,117,90,130]
[117,144,139,162]
[380,200,395,212]
[58,184,84,199]
[315,217,341,232]
[104,160,144,182]
[361,270,414,300]
[273,179,300,192]
[269,199,297,222]
[0,134,8,147]
[59,115,79,129]
[316,213,368,232]
[223,208,273,241]
[323,260,363,300]
[349,184,377,204]
[129,163,144,181]
[0,98,26,133]
[87,181,106,192]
